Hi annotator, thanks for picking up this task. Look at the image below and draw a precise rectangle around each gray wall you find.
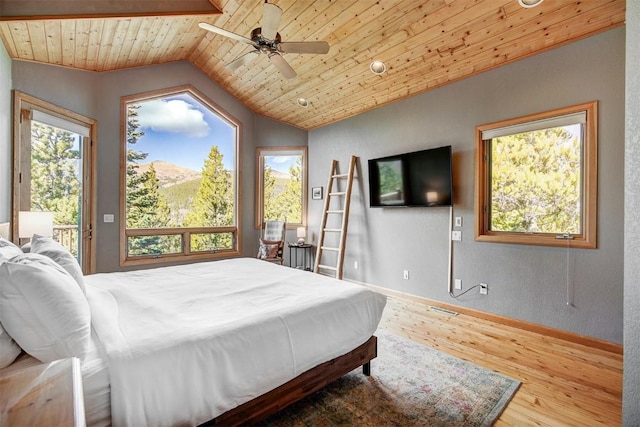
[309,28,625,344]
[624,1,640,424]
[0,41,11,223]
[10,60,300,272]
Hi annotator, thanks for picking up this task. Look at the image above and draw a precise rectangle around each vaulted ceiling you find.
[0,0,626,130]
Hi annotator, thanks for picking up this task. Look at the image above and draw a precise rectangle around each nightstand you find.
[288,243,314,270]
[0,357,86,427]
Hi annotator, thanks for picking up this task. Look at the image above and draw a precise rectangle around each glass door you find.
[13,92,95,273]
[30,112,86,261]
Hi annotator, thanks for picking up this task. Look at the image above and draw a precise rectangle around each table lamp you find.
[0,222,9,240]
[19,211,54,240]
[426,191,439,205]
[296,227,306,245]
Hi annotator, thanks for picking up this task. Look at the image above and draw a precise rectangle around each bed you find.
[0,236,387,427]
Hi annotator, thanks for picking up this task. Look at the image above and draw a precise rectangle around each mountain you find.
[270,169,290,180]
[136,161,201,188]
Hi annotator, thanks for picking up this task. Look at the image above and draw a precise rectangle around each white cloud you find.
[137,99,209,138]
[270,155,296,164]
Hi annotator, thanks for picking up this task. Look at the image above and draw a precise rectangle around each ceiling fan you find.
[198,1,330,79]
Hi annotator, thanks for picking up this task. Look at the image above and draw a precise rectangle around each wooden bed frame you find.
[202,335,378,426]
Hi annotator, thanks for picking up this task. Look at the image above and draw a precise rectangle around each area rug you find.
[258,330,520,427]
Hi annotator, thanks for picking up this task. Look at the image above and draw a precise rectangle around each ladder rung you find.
[332,173,348,178]
[327,210,344,214]
[318,264,337,271]
[321,246,339,252]
[323,228,341,232]
[317,272,337,278]
[329,192,346,196]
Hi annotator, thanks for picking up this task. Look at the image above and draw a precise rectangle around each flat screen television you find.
[368,145,453,208]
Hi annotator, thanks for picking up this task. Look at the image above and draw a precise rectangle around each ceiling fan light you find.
[297,98,309,108]
[518,0,543,8]
[370,60,387,75]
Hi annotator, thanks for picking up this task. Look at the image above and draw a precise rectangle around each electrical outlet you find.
[403,270,409,280]
[480,283,488,295]
[454,279,462,290]
[451,230,462,241]
[354,260,359,269]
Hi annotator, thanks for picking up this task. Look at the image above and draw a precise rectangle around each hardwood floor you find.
[376,293,623,426]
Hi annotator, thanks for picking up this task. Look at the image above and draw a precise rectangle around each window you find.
[120,85,241,265]
[255,147,307,229]
[475,101,597,248]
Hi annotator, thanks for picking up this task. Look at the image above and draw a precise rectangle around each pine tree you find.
[271,158,302,223]
[491,127,581,234]
[184,145,234,251]
[263,157,303,224]
[263,166,278,220]
[132,164,171,227]
[30,122,80,227]
[130,163,174,254]
[125,104,150,228]
[125,104,173,255]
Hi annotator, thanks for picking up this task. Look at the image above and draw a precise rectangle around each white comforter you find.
[85,258,386,427]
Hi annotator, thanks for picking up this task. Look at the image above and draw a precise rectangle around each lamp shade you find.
[296,227,306,244]
[296,227,306,238]
[18,211,54,238]
[426,191,439,204]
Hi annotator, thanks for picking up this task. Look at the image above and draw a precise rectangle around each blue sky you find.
[131,93,236,172]
[265,155,298,174]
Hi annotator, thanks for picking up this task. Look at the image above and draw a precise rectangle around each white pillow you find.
[0,236,18,248]
[0,321,21,368]
[30,234,85,294]
[0,253,91,363]
[0,237,23,263]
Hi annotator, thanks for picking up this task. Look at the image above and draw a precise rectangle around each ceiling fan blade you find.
[198,22,256,46]
[226,50,259,70]
[261,2,282,40]
[278,41,330,54]
[268,53,296,79]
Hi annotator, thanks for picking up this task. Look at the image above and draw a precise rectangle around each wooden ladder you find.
[313,155,357,280]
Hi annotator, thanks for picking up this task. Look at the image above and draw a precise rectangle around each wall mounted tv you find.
[368,145,453,208]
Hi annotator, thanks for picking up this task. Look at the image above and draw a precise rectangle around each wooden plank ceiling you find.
[0,0,626,130]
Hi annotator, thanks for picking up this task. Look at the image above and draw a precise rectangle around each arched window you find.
[120,85,241,265]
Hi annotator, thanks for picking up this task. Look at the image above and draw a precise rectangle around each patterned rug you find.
[258,330,520,427]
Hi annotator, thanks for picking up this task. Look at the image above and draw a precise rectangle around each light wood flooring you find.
[377,293,623,426]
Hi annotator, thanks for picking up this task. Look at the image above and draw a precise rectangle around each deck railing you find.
[53,225,78,257]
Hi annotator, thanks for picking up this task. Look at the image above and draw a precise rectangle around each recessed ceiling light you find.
[370,60,387,75]
[518,0,543,8]
[297,98,309,108]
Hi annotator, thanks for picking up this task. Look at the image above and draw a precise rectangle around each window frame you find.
[255,146,308,230]
[120,85,242,266]
[474,101,598,249]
